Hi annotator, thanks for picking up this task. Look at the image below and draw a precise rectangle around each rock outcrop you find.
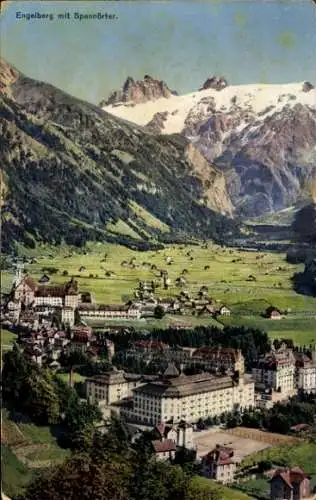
[100,75,177,106]
[199,76,228,91]
[302,81,314,93]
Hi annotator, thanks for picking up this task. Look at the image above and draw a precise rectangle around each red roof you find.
[203,445,234,465]
[151,439,176,453]
[272,468,309,488]
[21,275,38,291]
[133,340,167,350]
[193,347,239,361]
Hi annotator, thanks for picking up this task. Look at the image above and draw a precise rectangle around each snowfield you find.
[103,83,316,135]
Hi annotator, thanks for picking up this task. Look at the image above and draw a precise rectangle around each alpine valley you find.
[1,60,316,252]
[0,60,236,252]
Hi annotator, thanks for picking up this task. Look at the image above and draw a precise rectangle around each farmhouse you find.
[202,445,236,484]
[219,306,231,317]
[151,439,176,461]
[270,467,311,500]
[265,306,282,320]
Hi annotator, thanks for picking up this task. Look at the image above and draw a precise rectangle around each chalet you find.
[202,445,236,483]
[219,306,231,317]
[79,266,86,272]
[265,306,282,320]
[151,439,176,461]
[270,468,311,500]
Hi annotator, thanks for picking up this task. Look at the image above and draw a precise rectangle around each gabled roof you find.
[203,445,234,465]
[151,439,176,453]
[272,467,309,488]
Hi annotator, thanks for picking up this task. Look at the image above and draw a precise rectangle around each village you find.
[1,269,316,499]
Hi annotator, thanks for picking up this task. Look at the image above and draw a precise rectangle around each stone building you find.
[85,369,146,406]
[252,344,296,396]
[131,364,254,425]
[294,348,316,394]
[13,275,79,309]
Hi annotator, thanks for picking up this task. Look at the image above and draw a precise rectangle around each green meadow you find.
[3,242,315,344]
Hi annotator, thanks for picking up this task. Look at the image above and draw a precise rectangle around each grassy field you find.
[56,371,86,384]
[220,316,316,345]
[191,476,251,499]
[1,444,33,499]
[1,328,17,350]
[238,443,316,499]
[241,443,316,479]
[2,242,315,344]
[1,411,69,497]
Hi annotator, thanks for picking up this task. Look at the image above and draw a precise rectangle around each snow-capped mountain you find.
[102,79,316,217]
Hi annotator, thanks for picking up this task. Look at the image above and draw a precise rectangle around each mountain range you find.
[102,75,316,217]
[0,60,236,252]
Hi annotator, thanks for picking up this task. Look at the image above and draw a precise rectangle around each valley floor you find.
[2,241,315,345]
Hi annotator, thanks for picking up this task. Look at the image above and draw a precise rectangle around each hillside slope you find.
[0,60,236,252]
[103,79,316,217]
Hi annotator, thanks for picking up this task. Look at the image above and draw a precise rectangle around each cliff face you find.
[0,60,237,251]
[184,144,233,215]
[100,75,177,106]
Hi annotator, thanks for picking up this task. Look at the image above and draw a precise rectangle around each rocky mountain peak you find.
[199,76,228,91]
[100,75,178,106]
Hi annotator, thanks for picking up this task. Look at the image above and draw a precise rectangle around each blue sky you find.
[1,1,315,103]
